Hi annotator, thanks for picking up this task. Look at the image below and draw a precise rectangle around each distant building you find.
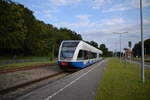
[124,48,132,58]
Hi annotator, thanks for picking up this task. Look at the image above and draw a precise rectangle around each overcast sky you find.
[14,0,150,52]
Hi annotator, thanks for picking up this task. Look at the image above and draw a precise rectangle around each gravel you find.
[0,65,61,90]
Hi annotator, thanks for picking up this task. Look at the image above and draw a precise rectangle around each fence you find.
[0,59,50,65]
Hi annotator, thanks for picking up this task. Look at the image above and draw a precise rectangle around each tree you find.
[99,44,110,57]
[89,41,98,48]
[132,43,141,57]
[0,0,83,57]
[132,39,150,57]
[144,39,150,56]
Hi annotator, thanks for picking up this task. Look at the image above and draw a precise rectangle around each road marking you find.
[45,64,99,100]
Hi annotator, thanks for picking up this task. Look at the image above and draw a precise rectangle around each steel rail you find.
[0,63,56,74]
[0,72,67,95]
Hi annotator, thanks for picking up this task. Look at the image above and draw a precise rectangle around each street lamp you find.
[140,0,144,83]
[113,32,128,63]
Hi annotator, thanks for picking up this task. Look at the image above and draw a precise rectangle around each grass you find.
[95,58,150,100]
[0,60,56,70]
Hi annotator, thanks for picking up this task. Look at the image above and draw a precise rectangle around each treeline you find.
[132,39,150,57]
[0,0,112,58]
[0,0,82,57]
[86,41,113,57]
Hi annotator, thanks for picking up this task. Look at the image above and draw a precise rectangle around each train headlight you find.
[60,62,68,66]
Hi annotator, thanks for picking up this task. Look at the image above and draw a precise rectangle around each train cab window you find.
[62,42,79,47]
[61,51,74,58]
[60,42,79,59]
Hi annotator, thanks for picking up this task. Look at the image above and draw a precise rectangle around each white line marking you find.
[45,65,99,100]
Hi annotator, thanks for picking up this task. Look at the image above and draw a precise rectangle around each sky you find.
[14,0,150,52]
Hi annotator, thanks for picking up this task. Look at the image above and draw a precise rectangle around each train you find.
[57,40,103,71]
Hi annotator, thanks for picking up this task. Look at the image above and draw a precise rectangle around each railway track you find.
[0,71,68,95]
[0,63,56,74]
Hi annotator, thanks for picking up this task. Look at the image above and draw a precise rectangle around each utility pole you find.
[120,33,122,63]
[140,0,144,83]
[128,41,132,63]
[113,32,128,63]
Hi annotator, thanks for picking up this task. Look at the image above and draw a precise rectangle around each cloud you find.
[42,10,54,19]
[102,0,150,13]
[130,0,150,8]
[92,0,112,9]
[76,15,91,22]
[50,0,82,6]
[55,14,97,28]
[102,4,131,13]
[101,17,124,26]
[83,19,150,38]
[35,10,58,22]
[55,16,125,29]
[54,14,150,51]
[92,0,104,9]
[82,17,150,51]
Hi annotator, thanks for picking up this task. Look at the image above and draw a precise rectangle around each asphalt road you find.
[17,59,108,100]
[127,60,150,68]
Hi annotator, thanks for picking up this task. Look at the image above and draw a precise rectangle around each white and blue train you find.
[57,40,102,71]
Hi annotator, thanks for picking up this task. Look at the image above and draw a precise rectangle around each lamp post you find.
[140,0,144,83]
[113,32,128,63]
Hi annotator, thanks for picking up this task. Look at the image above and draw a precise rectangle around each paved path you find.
[17,59,108,100]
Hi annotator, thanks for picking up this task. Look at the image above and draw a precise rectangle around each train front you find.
[58,41,79,71]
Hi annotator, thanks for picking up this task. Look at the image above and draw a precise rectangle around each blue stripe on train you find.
[58,60,97,68]
[69,62,86,68]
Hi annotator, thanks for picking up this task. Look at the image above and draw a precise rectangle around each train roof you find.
[61,40,81,42]
[61,40,102,54]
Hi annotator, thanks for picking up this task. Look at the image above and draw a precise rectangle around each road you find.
[17,59,108,100]
[128,60,150,68]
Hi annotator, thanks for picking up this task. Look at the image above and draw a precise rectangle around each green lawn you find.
[0,60,56,70]
[95,58,150,100]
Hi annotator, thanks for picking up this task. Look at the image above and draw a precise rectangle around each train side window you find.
[89,52,92,59]
[84,50,88,59]
[99,54,102,57]
[93,53,96,58]
[90,52,96,59]
[78,50,94,60]
[77,50,84,60]
[90,52,93,59]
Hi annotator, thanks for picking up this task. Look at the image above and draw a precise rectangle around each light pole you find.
[113,32,128,63]
[140,0,144,83]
